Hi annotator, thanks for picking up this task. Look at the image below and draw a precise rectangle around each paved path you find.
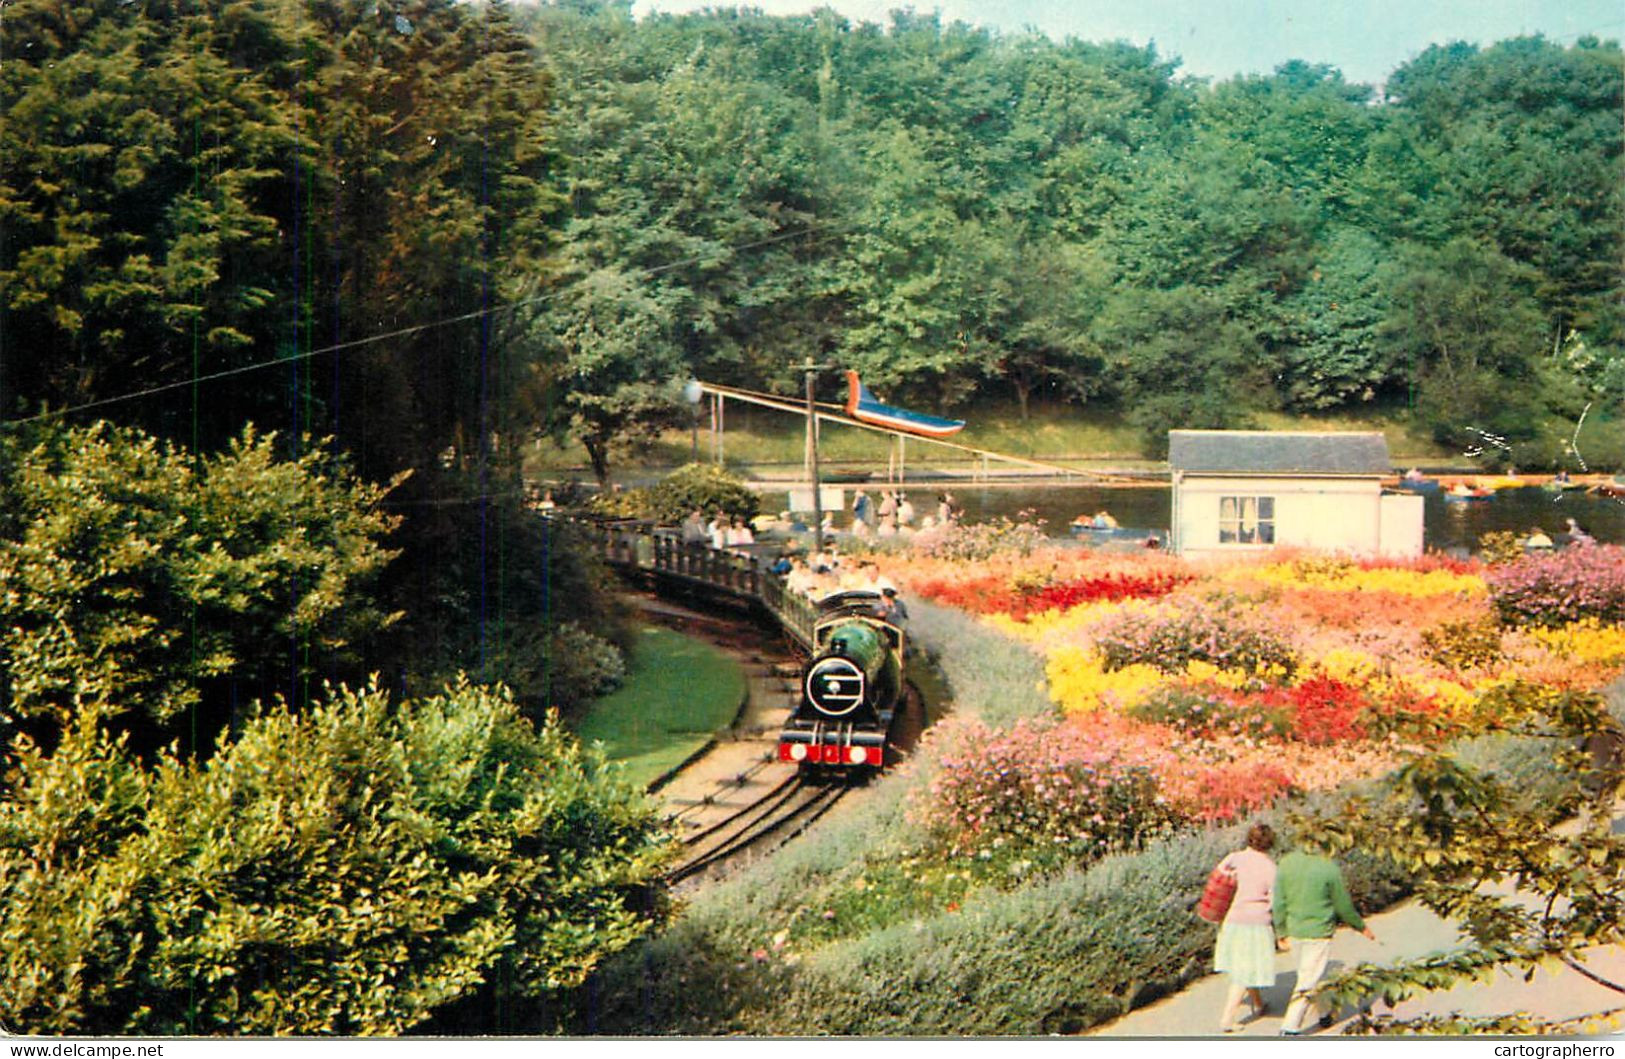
[1093,816,1625,1038]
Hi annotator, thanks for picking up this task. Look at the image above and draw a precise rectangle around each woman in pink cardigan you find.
[1212,823,1278,1032]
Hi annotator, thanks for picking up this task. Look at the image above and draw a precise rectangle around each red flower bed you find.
[911,575,1024,615]
[1221,676,1370,744]
[1354,553,1480,575]
[1009,572,1189,621]
[914,571,1189,620]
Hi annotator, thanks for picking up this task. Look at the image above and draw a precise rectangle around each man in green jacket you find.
[1272,841,1377,1035]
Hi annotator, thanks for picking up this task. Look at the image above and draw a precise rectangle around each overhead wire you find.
[0,217,853,431]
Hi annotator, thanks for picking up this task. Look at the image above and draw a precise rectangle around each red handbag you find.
[1196,864,1238,923]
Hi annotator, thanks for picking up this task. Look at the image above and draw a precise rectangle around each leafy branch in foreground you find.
[1301,684,1625,1033]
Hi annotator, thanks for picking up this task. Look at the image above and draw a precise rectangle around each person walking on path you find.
[1214,824,1279,1033]
[1273,835,1376,1035]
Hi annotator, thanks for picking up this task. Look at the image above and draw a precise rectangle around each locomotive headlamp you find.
[848,746,868,765]
[789,743,808,762]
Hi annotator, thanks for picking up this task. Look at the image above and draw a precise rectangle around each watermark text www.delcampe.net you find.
[9,1046,164,1058]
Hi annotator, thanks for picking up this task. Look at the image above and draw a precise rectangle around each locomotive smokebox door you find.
[805,656,867,717]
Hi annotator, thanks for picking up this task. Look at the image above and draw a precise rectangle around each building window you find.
[1219,496,1275,544]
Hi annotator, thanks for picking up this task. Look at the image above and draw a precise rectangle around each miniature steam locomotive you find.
[777,590,904,770]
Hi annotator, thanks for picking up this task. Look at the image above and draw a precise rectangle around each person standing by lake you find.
[853,489,873,529]
[1565,517,1596,546]
[1213,824,1278,1033]
[877,490,897,526]
[1273,833,1376,1035]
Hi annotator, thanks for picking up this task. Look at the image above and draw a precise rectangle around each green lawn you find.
[574,625,747,789]
[530,398,1466,476]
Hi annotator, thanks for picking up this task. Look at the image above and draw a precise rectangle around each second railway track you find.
[632,592,848,884]
[667,775,848,884]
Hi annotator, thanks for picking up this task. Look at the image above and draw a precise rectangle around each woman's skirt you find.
[1214,921,1276,988]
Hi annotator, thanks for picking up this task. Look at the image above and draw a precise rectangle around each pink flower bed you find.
[1485,545,1625,627]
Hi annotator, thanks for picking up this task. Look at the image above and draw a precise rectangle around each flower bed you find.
[887,545,1625,869]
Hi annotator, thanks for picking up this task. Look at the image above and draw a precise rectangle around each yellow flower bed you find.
[1396,675,1480,717]
[984,597,1156,645]
[1529,619,1625,665]
[1046,647,1164,714]
[1184,658,1290,688]
[1311,647,1384,684]
[1228,562,1487,598]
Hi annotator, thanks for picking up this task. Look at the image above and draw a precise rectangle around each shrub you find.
[392,502,635,718]
[1422,619,1505,669]
[911,516,1048,562]
[737,811,1409,1037]
[0,421,399,738]
[1127,683,1292,742]
[1095,603,1298,677]
[1484,546,1625,628]
[1476,530,1526,565]
[0,681,673,1035]
[584,485,655,519]
[588,463,758,524]
[748,830,1237,1036]
[915,717,1175,874]
[906,599,1056,728]
[543,620,627,702]
[649,463,760,522]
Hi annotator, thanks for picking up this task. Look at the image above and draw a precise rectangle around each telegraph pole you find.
[796,360,832,551]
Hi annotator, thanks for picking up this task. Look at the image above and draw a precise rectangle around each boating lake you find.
[766,482,1625,554]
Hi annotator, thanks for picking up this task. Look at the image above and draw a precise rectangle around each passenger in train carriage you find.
[858,561,895,595]
[785,558,819,598]
[681,509,708,549]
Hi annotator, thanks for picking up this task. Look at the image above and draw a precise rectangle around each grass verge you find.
[573,625,746,789]
[530,400,1462,477]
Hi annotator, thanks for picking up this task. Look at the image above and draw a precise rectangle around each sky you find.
[626,0,1624,85]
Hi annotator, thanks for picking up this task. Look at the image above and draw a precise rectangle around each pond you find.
[766,481,1625,553]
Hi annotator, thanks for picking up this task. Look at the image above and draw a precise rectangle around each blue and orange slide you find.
[843,370,965,438]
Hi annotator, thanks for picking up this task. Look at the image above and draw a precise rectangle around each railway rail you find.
[667,775,847,885]
[581,516,887,883]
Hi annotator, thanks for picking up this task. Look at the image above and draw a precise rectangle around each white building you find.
[1168,430,1423,559]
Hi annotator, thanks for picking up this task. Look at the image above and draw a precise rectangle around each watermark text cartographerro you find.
[1494,1047,1617,1059]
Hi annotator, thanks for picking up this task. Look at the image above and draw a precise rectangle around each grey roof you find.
[1168,430,1391,476]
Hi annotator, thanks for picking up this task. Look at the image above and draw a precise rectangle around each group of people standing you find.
[1210,824,1376,1035]
[849,489,962,538]
[680,509,759,552]
[1522,516,1594,553]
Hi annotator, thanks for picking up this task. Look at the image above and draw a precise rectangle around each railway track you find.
[625,587,927,886]
[667,774,848,885]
